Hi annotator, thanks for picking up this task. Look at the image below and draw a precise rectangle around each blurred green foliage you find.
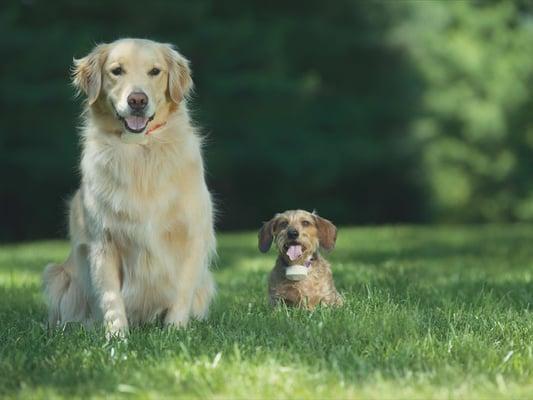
[1,0,532,240]
[396,1,533,222]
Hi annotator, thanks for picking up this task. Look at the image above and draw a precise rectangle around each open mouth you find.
[283,242,306,261]
[112,104,155,134]
[119,114,155,134]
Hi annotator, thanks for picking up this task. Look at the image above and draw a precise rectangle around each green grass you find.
[1,225,533,399]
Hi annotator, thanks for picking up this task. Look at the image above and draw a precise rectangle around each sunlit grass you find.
[1,225,533,398]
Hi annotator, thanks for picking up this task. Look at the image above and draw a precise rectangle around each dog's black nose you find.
[127,92,148,111]
[287,228,299,239]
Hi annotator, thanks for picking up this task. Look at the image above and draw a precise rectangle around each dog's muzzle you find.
[112,96,155,134]
[122,114,154,133]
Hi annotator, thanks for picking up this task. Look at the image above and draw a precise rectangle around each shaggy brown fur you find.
[258,210,343,309]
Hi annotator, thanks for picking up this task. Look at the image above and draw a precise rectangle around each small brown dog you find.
[259,210,343,308]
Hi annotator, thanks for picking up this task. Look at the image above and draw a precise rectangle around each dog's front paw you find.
[164,316,190,329]
[104,318,129,340]
[164,310,190,329]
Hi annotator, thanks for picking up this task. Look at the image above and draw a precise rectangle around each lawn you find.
[1,225,533,399]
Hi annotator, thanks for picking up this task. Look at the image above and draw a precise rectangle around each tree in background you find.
[199,1,425,230]
[0,0,424,240]
[396,1,533,222]
[1,0,532,241]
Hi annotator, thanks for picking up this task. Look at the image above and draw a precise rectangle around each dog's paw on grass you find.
[1,225,533,399]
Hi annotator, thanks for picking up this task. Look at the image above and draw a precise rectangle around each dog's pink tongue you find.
[286,245,302,261]
[125,116,148,131]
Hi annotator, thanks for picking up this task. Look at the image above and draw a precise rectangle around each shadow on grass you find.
[215,241,262,271]
[1,226,533,395]
[333,227,532,267]
[1,271,532,395]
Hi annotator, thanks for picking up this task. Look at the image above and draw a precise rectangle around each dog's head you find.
[258,210,337,263]
[72,38,192,137]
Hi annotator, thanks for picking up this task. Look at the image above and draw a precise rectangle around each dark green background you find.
[1,0,532,241]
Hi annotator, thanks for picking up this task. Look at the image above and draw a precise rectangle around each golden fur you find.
[259,210,343,308]
[43,38,216,337]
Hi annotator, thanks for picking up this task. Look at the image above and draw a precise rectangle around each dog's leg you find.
[190,270,216,320]
[165,235,214,328]
[88,240,127,337]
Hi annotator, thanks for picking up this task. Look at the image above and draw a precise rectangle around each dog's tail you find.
[43,248,94,329]
[43,249,91,328]
[43,261,72,327]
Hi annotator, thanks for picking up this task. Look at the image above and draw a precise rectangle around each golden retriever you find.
[43,38,216,337]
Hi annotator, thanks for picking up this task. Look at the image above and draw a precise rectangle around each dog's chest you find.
[85,148,197,233]
[293,266,330,293]
[270,260,336,306]
[81,142,206,295]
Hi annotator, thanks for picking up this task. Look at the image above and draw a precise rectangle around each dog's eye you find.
[111,67,123,76]
[277,220,288,230]
[301,220,311,227]
[148,67,161,76]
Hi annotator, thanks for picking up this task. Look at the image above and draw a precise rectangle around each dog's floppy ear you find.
[314,214,337,251]
[162,44,193,104]
[258,215,279,253]
[72,43,109,105]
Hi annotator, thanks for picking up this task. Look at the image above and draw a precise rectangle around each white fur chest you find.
[80,136,199,322]
[81,136,193,244]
